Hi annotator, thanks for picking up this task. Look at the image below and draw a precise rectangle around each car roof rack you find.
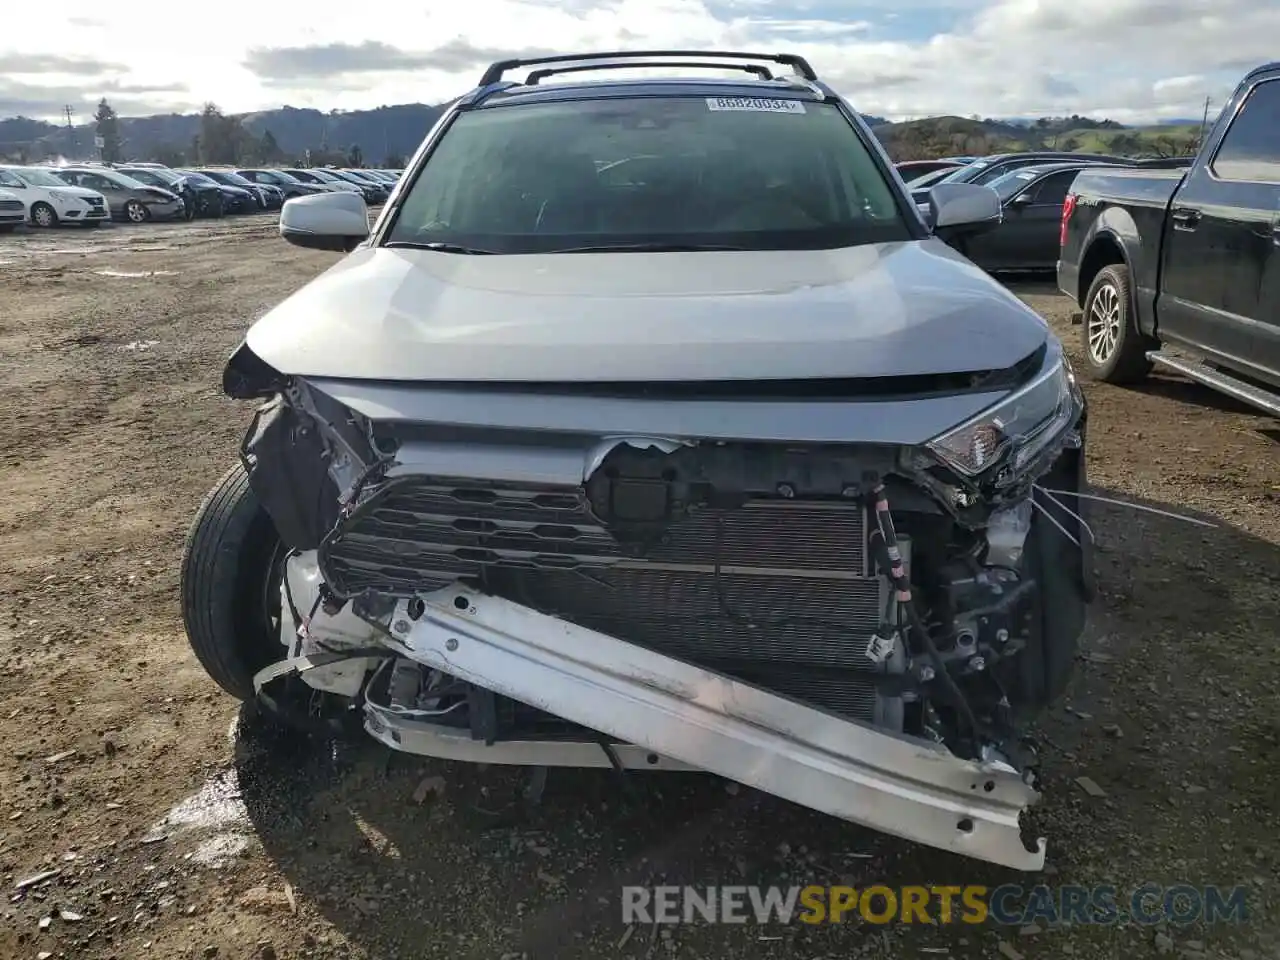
[523,60,775,84]
[478,50,818,87]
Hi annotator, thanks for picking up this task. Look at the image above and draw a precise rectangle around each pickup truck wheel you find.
[180,462,286,701]
[1081,264,1153,384]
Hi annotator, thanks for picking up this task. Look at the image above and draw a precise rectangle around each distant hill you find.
[0,102,1200,166]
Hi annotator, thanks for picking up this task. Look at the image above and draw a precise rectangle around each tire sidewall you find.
[1081,265,1139,380]
[181,463,286,699]
[31,202,55,228]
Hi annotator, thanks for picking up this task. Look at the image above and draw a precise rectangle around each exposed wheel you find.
[30,202,57,228]
[1080,264,1153,384]
[125,199,149,223]
[180,462,287,700]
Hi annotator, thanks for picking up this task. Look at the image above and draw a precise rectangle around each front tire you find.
[30,202,57,228]
[180,462,286,700]
[1080,264,1154,384]
[125,199,149,223]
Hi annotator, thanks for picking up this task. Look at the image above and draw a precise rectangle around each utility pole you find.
[64,105,75,160]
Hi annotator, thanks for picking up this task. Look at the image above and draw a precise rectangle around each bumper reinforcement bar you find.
[386,585,1046,870]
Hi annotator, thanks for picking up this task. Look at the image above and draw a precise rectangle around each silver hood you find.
[246,238,1049,382]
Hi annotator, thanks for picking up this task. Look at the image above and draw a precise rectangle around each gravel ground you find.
[1,215,1277,960]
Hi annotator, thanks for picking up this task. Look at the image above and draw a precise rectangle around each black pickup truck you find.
[1058,62,1280,415]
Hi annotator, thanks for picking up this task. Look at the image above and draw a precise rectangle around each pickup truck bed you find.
[1057,61,1280,415]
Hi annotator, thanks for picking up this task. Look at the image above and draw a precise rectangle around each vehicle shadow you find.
[994,272,1058,290]
[234,485,1280,959]
[1130,371,1272,418]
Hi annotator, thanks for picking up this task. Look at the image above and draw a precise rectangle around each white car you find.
[0,188,24,232]
[0,165,111,228]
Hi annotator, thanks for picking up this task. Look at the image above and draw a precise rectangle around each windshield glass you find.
[990,169,1040,201]
[387,96,910,253]
[937,162,992,187]
[101,171,147,189]
[211,170,252,186]
[123,168,180,186]
[256,170,298,184]
[309,170,341,181]
[906,168,958,189]
[11,168,70,187]
[179,171,217,185]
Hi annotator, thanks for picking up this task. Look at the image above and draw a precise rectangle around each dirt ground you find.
[1,215,1277,960]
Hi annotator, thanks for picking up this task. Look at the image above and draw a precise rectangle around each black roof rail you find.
[478,50,818,87]
[524,60,774,84]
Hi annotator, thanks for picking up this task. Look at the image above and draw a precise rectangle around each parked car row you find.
[0,161,402,229]
[892,151,1199,274]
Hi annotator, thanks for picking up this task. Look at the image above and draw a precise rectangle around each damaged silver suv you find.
[181,51,1091,871]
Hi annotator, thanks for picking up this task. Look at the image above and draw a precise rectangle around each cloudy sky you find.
[1,0,1275,125]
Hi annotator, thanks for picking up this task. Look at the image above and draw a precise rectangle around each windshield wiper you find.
[384,241,495,254]
[549,242,749,253]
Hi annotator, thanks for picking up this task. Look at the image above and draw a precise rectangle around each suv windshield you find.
[387,96,910,253]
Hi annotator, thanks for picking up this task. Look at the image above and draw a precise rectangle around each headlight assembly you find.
[926,345,1082,480]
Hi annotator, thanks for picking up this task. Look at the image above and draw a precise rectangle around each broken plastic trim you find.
[223,341,289,399]
[385,584,1046,870]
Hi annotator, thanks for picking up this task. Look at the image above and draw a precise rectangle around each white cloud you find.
[1,0,1275,123]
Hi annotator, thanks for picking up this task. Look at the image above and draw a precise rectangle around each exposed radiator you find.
[322,477,890,720]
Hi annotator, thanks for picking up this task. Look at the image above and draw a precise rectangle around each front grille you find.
[0,200,22,212]
[87,198,104,208]
[323,477,887,719]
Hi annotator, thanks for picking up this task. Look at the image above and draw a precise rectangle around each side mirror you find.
[927,182,1002,241]
[279,191,369,252]
[1008,192,1033,208]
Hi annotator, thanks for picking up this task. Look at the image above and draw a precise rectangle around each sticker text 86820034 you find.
[705,97,807,114]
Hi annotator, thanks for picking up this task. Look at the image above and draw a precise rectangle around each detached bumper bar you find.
[388,585,1046,871]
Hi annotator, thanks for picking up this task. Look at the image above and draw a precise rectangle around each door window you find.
[1028,170,1078,206]
[1211,78,1280,184]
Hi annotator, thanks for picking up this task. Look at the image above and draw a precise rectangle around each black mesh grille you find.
[323,476,885,719]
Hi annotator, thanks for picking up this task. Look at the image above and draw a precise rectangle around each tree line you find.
[880,116,1202,162]
[92,98,406,169]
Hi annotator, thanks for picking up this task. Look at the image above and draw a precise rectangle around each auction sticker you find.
[705,97,807,113]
